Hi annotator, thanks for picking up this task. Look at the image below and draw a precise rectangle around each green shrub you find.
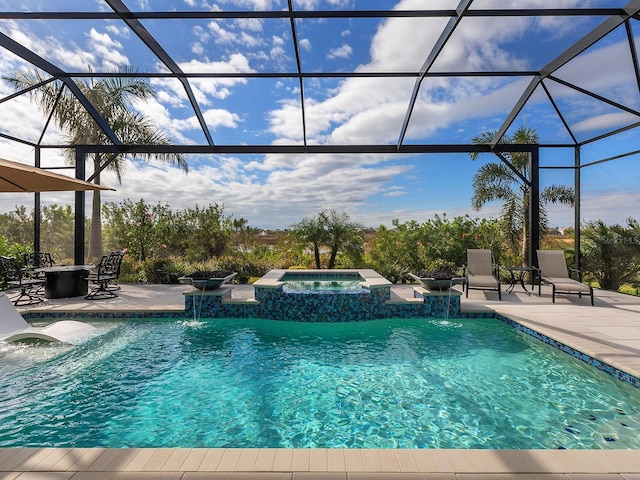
[144,258,181,284]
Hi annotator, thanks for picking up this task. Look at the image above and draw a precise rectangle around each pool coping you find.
[252,268,393,290]
[2,446,640,477]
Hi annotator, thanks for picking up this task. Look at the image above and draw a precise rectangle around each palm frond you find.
[541,185,575,206]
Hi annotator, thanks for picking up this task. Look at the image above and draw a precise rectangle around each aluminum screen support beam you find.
[105,0,214,146]
[529,148,540,269]
[490,0,640,149]
[33,147,41,254]
[74,150,86,266]
[0,32,122,147]
[287,0,307,148]
[574,147,582,272]
[396,0,472,150]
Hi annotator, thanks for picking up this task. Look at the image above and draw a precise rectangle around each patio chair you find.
[464,249,501,300]
[0,291,98,343]
[85,250,124,300]
[535,250,594,306]
[0,255,45,306]
[22,252,55,294]
[105,250,124,292]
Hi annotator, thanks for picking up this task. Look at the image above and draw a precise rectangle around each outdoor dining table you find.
[34,265,94,299]
[504,266,535,295]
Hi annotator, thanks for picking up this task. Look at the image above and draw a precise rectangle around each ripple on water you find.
[1,317,639,449]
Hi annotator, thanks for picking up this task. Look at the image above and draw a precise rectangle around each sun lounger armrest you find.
[568,267,583,281]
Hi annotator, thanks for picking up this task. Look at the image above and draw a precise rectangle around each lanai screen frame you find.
[0,2,639,267]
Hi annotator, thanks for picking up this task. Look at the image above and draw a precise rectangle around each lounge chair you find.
[535,249,594,306]
[0,292,99,343]
[464,249,501,300]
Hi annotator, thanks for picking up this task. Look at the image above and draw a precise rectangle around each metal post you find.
[529,147,540,268]
[33,147,41,253]
[74,149,86,266]
[574,146,581,271]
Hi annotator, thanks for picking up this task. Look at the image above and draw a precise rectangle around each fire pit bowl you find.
[408,272,465,292]
[178,271,237,290]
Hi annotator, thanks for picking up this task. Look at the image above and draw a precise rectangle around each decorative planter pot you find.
[178,271,237,290]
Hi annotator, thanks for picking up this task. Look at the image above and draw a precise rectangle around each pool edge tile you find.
[215,448,242,471]
[272,449,293,471]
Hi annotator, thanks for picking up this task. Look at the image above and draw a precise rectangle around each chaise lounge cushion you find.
[0,292,100,343]
[465,249,501,300]
[540,277,592,294]
[536,249,594,305]
[469,274,499,289]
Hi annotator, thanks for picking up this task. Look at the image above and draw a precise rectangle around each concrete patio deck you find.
[3,282,640,479]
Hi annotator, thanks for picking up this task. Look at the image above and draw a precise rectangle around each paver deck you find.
[4,282,640,479]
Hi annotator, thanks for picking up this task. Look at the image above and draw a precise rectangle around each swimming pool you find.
[1,316,639,449]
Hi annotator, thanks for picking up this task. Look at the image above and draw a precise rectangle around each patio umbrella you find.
[0,157,114,192]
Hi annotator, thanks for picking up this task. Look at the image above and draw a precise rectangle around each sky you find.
[0,0,639,230]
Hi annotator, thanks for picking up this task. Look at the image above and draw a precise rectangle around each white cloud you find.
[573,112,639,133]
[191,42,205,55]
[192,25,211,43]
[235,17,264,32]
[327,44,352,60]
[203,109,242,129]
[86,28,130,70]
[299,38,311,51]
[207,20,264,49]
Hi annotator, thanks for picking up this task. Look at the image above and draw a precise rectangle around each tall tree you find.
[322,210,364,269]
[290,210,364,269]
[469,126,574,265]
[4,68,188,261]
[581,219,640,290]
[290,213,327,268]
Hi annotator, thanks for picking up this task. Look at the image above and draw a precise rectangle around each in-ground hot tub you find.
[280,270,368,293]
[252,269,387,322]
[183,269,462,320]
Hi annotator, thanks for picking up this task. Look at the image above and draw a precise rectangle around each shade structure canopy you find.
[0,157,113,193]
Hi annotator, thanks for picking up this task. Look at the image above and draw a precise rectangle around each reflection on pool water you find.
[283,279,365,293]
[281,272,366,293]
[1,316,640,449]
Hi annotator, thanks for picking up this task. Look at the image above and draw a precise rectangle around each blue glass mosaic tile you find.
[497,314,640,390]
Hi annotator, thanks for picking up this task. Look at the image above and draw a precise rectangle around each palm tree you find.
[4,68,188,261]
[322,210,364,269]
[290,213,327,268]
[290,210,364,269]
[469,126,574,265]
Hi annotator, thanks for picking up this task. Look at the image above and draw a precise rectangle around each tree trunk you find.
[87,155,102,262]
[328,247,338,269]
[313,241,321,268]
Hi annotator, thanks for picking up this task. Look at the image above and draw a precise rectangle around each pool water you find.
[1,317,640,449]
[281,273,365,293]
[283,279,364,293]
